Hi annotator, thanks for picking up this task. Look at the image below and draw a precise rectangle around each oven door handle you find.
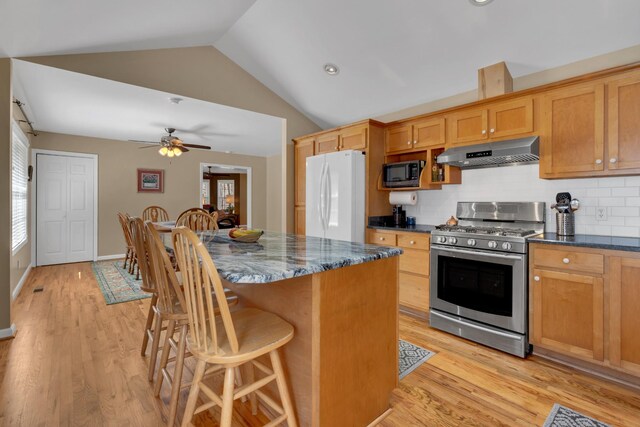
[431,245,524,261]
[430,311,524,341]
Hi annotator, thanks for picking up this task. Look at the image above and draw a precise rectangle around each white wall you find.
[405,164,640,237]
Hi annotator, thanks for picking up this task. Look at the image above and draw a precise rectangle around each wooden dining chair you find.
[172,227,297,427]
[117,212,139,278]
[130,218,163,376]
[143,205,170,223]
[176,209,219,231]
[146,223,239,426]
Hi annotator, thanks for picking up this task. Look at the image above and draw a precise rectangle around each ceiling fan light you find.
[167,149,175,158]
[174,148,182,157]
[159,146,168,156]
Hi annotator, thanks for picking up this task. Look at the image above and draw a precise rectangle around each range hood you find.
[437,136,539,169]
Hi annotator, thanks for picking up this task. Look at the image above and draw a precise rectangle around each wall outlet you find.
[596,208,608,221]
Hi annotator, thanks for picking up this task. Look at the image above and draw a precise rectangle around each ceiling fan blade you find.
[129,139,159,144]
[176,146,189,153]
[138,145,161,149]
[182,143,211,150]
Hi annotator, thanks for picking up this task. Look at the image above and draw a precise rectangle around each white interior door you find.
[37,154,95,266]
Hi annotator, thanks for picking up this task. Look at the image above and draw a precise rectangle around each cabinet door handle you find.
[481,129,487,135]
[409,240,415,245]
[534,276,540,282]
[490,128,495,134]
[610,158,617,164]
[407,141,412,145]
[562,258,570,264]
[379,237,385,241]
[335,146,339,150]
[595,159,602,165]
[413,140,417,145]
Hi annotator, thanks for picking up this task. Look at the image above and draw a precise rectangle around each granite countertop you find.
[528,233,640,253]
[367,224,437,234]
[193,231,402,283]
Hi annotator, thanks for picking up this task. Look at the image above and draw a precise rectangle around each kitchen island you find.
[197,231,402,427]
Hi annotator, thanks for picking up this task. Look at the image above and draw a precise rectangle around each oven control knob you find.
[467,239,477,246]
[487,241,498,249]
[502,242,512,251]
[448,237,458,244]
[437,236,447,244]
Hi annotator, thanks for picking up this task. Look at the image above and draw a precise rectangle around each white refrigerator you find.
[306,150,365,242]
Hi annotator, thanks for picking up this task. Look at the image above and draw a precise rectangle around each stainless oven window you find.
[437,255,513,317]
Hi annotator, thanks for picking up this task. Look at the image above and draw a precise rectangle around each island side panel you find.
[313,256,399,426]
[222,275,314,425]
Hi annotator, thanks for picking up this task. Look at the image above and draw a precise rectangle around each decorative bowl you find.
[228,228,264,243]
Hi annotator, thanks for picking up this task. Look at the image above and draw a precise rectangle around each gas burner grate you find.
[435,225,536,237]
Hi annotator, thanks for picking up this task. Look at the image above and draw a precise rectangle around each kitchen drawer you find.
[533,247,604,275]
[367,230,397,246]
[397,233,430,250]
[400,248,430,276]
[399,272,430,312]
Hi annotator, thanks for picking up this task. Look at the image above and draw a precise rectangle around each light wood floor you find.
[1,263,639,426]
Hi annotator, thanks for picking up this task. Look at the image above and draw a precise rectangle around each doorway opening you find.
[200,163,252,228]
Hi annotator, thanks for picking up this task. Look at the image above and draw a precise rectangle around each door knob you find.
[595,159,602,165]
[413,140,417,145]
[409,240,415,245]
[407,141,412,145]
[490,128,495,134]
[481,130,487,135]
[562,258,570,264]
[379,237,385,241]
[610,158,617,164]
[534,276,540,281]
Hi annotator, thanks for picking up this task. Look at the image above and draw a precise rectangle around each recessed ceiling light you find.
[469,0,494,5]
[168,97,183,104]
[324,63,340,75]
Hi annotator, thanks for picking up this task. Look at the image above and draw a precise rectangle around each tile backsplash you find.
[404,164,640,237]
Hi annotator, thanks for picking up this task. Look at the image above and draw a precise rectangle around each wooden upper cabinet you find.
[413,118,446,149]
[540,83,605,176]
[488,97,533,139]
[340,125,368,151]
[294,137,315,206]
[385,124,413,154]
[531,268,604,362]
[608,74,640,171]
[315,132,340,154]
[609,256,640,375]
[449,108,489,145]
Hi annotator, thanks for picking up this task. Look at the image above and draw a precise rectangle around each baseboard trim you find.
[0,324,17,341]
[12,264,33,301]
[96,254,125,261]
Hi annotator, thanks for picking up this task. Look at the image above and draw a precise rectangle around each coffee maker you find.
[393,205,406,227]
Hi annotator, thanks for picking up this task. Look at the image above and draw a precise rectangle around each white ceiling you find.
[0,0,255,57]
[3,1,640,131]
[215,0,640,128]
[12,60,283,156]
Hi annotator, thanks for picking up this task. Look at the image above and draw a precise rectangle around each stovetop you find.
[434,225,538,238]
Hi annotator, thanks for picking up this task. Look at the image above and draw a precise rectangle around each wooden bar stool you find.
[146,223,240,426]
[130,217,163,381]
[143,205,170,222]
[176,209,219,231]
[172,227,297,427]
[118,212,139,278]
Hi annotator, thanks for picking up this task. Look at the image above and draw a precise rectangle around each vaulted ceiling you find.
[2,0,639,130]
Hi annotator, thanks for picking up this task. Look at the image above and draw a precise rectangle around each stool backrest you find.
[172,226,238,355]
[142,206,170,222]
[146,222,186,315]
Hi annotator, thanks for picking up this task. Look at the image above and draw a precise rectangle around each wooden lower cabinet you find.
[609,256,640,375]
[367,229,430,315]
[294,206,305,235]
[530,268,604,362]
[530,243,640,380]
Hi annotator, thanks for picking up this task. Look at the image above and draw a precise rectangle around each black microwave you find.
[383,160,425,188]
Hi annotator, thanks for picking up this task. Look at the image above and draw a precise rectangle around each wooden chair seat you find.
[189,307,293,365]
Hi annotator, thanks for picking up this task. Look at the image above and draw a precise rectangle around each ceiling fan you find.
[131,128,211,157]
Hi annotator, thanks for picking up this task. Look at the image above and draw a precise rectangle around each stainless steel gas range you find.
[429,201,545,358]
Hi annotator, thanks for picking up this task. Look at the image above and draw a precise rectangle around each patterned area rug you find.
[399,339,436,379]
[543,404,610,427]
[92,260,151,305]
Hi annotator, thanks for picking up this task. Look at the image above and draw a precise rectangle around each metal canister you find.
[556,212,575,236]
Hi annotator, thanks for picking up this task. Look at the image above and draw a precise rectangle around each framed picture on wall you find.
[137,169,164,193]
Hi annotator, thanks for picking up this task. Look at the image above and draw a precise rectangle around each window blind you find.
[12,123,29,253]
